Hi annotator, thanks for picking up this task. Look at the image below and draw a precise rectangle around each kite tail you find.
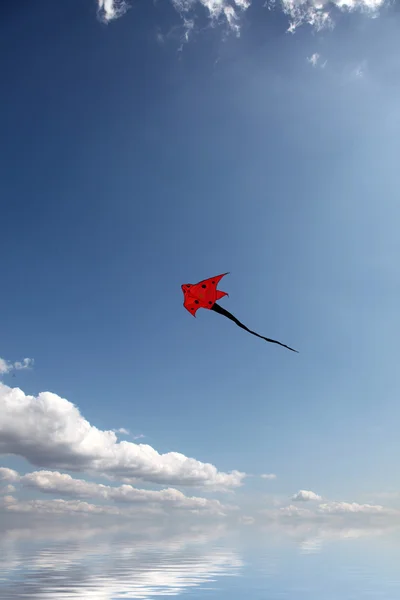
[211,303,298,353]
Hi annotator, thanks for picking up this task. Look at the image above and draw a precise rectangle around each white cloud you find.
[239,515,255,524]
[98,0,251,34]
[0,490,231,520]
[280,0,387,33]
[0,382,245,490]
[96,0,389,35]
[97,0,129,22]
[354,66,364,78]
[113,429,146,440]
[0,467,20,482]
[307,52,321,67]
[14,358,34,370]
[258,496,400,531]
[3,468,232,515]
[281,0,332,33]
[0,357,34,375]
[261,473,277,480]
[0,484,16,494]
[318,501,395,515]
[292,489,322,502]
[0,495,123,515]
[351,60,368,79]
[0,359,10,374]
[171,0,250,36]
[278,504,314,517]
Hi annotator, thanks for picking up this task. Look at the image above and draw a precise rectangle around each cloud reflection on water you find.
[0,520,242,600]
[2,517,400,599]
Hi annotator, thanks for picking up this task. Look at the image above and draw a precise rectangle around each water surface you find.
[1,519,400,599]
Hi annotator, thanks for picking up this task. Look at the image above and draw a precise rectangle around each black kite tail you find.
[211,303,298,353]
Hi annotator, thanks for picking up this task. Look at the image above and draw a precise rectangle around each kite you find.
[181,272,298,353]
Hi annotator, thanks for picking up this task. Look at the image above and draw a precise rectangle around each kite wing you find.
[182,272,229,317]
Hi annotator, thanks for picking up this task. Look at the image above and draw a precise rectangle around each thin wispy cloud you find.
[308,52,320,66]
[173,0,250,36]
[261,473,277,480]
[239,515,256,524]
[96,0,390,35]
[352,60,368,79]
[307,52,327,68]
[272,0,386,33]
[0,357,34,375]
[112,428,145,440]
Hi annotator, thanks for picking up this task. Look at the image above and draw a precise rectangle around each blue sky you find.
[1,0,400,525]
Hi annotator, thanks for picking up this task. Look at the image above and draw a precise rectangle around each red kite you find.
[181,273,298,353]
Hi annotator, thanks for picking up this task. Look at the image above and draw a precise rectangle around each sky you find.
[1,0,400,533]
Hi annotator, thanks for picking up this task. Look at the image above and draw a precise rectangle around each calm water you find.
[1,519,400,599]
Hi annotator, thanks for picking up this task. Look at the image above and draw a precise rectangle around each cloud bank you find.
[1,365,398,531]
[0,468,231,516]
[260,500,400,524]
[0,495,123,516]
[0,382,245,490]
